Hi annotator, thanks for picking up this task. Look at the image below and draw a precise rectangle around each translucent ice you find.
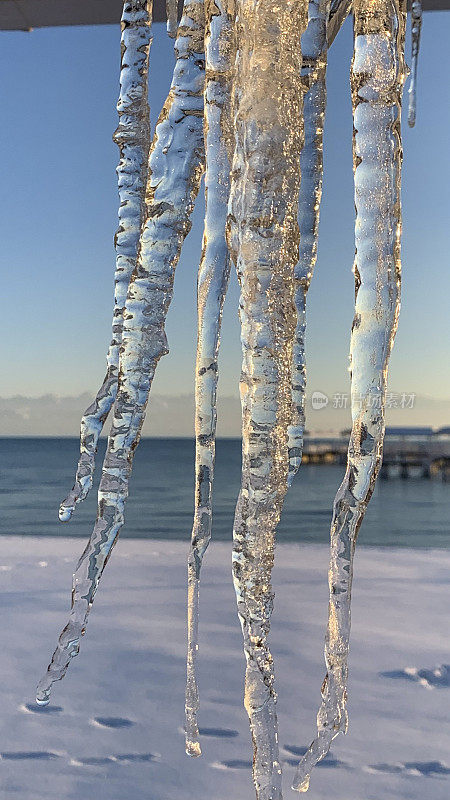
[293,0,407,790]
[36,0,206,706]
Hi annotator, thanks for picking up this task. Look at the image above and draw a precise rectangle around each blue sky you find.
[1,14,449,431]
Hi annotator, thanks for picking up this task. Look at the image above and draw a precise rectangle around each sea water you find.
[0,437,448,547]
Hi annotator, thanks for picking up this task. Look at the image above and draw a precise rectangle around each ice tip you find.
[59,505,73,522]
[185,739,201,758]
[291,775,310,793]
[35,694,50,707]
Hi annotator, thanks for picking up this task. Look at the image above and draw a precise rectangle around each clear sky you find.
[1,14,449,434]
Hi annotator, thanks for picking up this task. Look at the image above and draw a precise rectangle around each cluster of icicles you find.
[36,0,422,796]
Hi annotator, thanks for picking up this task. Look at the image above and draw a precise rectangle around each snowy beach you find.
[1,537,449,800]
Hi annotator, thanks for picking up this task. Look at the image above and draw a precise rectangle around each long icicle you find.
[226,0,307,796]
[293,0,406,790]
[36,0,206,706]
[59,0,152,523]
[185,0,347,759]
[407,0,422,128]
[185,0,235,758]
[288,0,330,485]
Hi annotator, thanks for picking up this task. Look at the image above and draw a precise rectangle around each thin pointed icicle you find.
[185,0,235,758]
[293,0,406,791]
[226,0,307,797]
[59,0,152,523]
[166,0,179,37]
[36,0,206,707]
[288,0,330,485]
[408,0,422,127]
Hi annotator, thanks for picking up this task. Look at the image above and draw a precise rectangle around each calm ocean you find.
[1,437,448,547]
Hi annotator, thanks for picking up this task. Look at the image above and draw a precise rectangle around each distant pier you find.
[302,427,450,481]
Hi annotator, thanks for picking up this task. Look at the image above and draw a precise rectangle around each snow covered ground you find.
[1,536,449,800]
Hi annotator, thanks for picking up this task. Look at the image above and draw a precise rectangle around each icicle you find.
[226,0,307,796]
[59,1,152,523]
[287,0,352,484]
[36,0,206,706]
[288,0,330,485]
[185,0,235,758]
[293,0,406,791]
[166,0,179,38]
[408,0,422,127]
